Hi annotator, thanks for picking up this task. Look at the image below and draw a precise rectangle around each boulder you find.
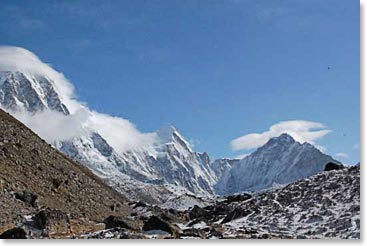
[225,193,252,204]
[0,227,27,239]
[104,215,132,229]
[14,191,38,208]
[188,205,211,220]
[33,208,70,235]
[324,162,344,171]
[142,216,179,235]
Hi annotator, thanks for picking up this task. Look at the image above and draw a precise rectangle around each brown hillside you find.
[0,109,135,234]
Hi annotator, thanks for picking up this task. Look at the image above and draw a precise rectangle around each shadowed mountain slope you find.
[0,108,136,234]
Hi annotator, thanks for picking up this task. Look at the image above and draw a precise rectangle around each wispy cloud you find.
[231,120,332,151]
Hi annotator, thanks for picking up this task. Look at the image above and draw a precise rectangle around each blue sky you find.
[0,0,360,164]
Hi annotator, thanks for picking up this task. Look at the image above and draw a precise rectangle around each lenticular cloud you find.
[231,120,332,151]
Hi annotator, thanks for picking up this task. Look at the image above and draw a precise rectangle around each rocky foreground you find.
[1,166,359,239]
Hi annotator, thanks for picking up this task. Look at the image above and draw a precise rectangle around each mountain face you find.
[210,158,239,185]
[0,70,216,203]
[214,133,338,195]
[0,71,69,114]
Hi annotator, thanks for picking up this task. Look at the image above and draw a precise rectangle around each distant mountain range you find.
[0,61,340,204]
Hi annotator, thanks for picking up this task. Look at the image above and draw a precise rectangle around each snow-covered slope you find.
[215,133,338,195]
[0,71,69,114]
[211,158,239,184]
[0,69,216,203]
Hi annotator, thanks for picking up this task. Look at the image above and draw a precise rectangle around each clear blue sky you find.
[0,0,360,164]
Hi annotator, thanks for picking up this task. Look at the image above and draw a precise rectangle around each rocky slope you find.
[62,166,359,239]
[217,166,360,239]
[0,108,138,237]
[214,133,338,195]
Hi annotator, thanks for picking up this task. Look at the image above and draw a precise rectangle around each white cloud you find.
[231,120,332,151]
[87,111,157,153]
[336,152,348,159]
[0,46,156,153]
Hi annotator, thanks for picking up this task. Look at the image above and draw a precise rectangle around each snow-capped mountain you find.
[214,133,339,195]
[0,69,216,203]
[0,47,344,204]
[0,71,69,114]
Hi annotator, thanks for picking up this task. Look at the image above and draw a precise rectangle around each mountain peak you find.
[156,125,177,142]
[155,125,193,153]
[266,133,296,146]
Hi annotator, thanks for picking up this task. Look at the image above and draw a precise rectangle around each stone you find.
[188,205,211,220]
[33,208,70,235]
[0,227,27,239]
[324,162,344,171]
[142,216,179,235]
[225,193,252,203]
[104,215,132,229]
[14,191,38,208]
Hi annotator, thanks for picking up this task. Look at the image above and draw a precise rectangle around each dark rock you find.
[159,212,175,222]
[0,227,27,239]
[51,178,63,189]
[225,193,252,204]
[221,207,253,224]
[133,201,146,208]
[213,203,231,216]
[14,191,38,208]
[142,216,178,235]
[104,215,132,229]
[168,208,178,215]
[189,205,211,220]
[33,208,70,234]
[324,162,344,171]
